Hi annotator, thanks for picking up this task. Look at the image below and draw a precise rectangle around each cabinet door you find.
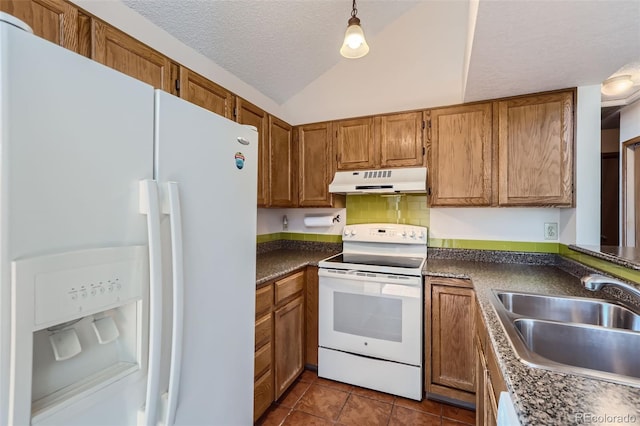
[1,0,87,53]
[497,90,574,206]
[298,122,333,207]
[305,266,319,367]
[335,117,377,170]
[380,111,424,168]
[269,115,297,207]
[426,277,475,403]
[274,295,304,399]
[179,67,234,119]
[236,98,269,206]
[92,20,172,91]
[428,104,493,206]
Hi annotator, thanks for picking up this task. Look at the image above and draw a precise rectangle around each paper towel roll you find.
[304,216,334,227]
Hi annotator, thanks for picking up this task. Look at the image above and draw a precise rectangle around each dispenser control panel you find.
[13,246,148,330]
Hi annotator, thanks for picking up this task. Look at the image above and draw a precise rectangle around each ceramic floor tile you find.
[337,394,393,426]
[315,377,354,393]
[257,405,290,426]
[394,396,443,416]
[442,418,476,426]
[350,386,395,404]
[298,370,318,383]
[388,405,442,426]
[442,404,476,424]
[295,383,349,421]
[278,379,312,408]
[282,410,334,426]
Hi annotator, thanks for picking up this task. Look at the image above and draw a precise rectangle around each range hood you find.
[329,167,427,194]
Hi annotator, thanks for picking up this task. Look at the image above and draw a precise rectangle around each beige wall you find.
[602,128,620,153]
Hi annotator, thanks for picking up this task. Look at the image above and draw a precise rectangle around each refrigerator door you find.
[0,16,154,426]
[154,91,258,426]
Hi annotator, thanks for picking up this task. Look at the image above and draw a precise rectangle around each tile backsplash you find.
[346,194,429,227]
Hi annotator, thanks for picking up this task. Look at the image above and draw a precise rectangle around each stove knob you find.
[410,231,416,239]
[418,231,425,239]
[343,228,350,237]
[401,231,407,238]
[350,229,357,236]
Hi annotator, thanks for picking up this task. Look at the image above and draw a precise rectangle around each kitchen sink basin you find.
[514,319,640,382]
[496,291,640,331]
[490,290,640,386]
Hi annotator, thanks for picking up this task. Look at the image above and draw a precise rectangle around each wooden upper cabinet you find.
[428,103,493,206]
[236,98,269,207]
[179,67,234,119]
[1,0,86,53]
[92,20,172,91]
[335,117,377,170]
[497,90,574,206]
[298,122,334,207]
[379,112,424,168]
[269,115,297,207]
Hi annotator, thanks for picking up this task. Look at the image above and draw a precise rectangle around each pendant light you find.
[340,0,369,59]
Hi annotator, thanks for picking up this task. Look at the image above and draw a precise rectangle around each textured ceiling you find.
[122,0,418,104]
[464,0,640,103]
[120,0,640,120]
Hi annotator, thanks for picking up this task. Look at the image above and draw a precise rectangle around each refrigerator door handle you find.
[139,180,163,426]
[166,182,184,426]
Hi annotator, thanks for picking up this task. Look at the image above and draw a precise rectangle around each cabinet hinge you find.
[233,107,238,118]
[427,187,432,196]
[422,146,425,156]
[422,120,426,130]
[175,79,180,93]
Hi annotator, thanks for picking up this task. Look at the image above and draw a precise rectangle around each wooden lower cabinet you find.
[475,300,507,426]
[274,295,304,398]
[425,277,476,404]
[305,266,319,367]
[254,269,306,421]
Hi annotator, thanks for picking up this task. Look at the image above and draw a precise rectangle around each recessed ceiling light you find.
[601,75,634,96]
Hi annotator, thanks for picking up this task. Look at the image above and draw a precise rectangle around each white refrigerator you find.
[0,12,257,426]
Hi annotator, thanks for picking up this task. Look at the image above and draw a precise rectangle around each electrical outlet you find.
[544,222,558,240]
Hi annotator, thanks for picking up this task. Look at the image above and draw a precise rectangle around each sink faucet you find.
[581,274,640,301]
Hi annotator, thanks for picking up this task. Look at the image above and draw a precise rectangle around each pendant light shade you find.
[601,75,634,96]
[340,0,369,59]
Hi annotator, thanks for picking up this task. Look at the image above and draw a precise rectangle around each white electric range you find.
[317,223,427,400]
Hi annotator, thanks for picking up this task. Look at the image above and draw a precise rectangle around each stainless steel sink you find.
[490,290,640,386]
[514,319,640,382]
[496,291,640,331]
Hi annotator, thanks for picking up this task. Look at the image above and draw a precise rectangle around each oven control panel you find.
[342,223,427,244]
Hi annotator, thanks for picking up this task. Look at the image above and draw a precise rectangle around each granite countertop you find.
[256,249,338,286]
[424,259,640,426]
[569,244,640,271]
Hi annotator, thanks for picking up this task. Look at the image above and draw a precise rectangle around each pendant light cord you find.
[351,0,358,18]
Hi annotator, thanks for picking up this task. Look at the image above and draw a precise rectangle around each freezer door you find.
[0,18,154,426]
[154,91,258,426]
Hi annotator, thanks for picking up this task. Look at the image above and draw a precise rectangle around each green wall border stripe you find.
[257,233,342,243]
[428,238,560,253]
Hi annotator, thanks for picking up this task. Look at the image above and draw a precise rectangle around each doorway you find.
[622,137,640,246]
[601,152,619,245]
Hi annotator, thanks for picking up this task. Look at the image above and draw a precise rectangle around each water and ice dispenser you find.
[10,246,148,424]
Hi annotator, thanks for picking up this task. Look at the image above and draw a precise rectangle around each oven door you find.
[318,268,422,366]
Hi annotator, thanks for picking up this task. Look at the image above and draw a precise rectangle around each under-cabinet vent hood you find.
[329,167,427,194]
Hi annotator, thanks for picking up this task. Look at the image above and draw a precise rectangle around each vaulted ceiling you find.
[121,0,640,125]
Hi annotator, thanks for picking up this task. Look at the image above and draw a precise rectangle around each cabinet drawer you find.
[275,271,304,305]
[256,284,273,318]
[255,314,272,350]
[254,369,274,422]
[255,342,272,379]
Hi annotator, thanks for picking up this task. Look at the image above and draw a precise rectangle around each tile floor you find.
[257,370,476,426]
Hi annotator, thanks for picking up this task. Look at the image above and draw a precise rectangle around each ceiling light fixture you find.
[601,75,634,96]
[340,0,369,59]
